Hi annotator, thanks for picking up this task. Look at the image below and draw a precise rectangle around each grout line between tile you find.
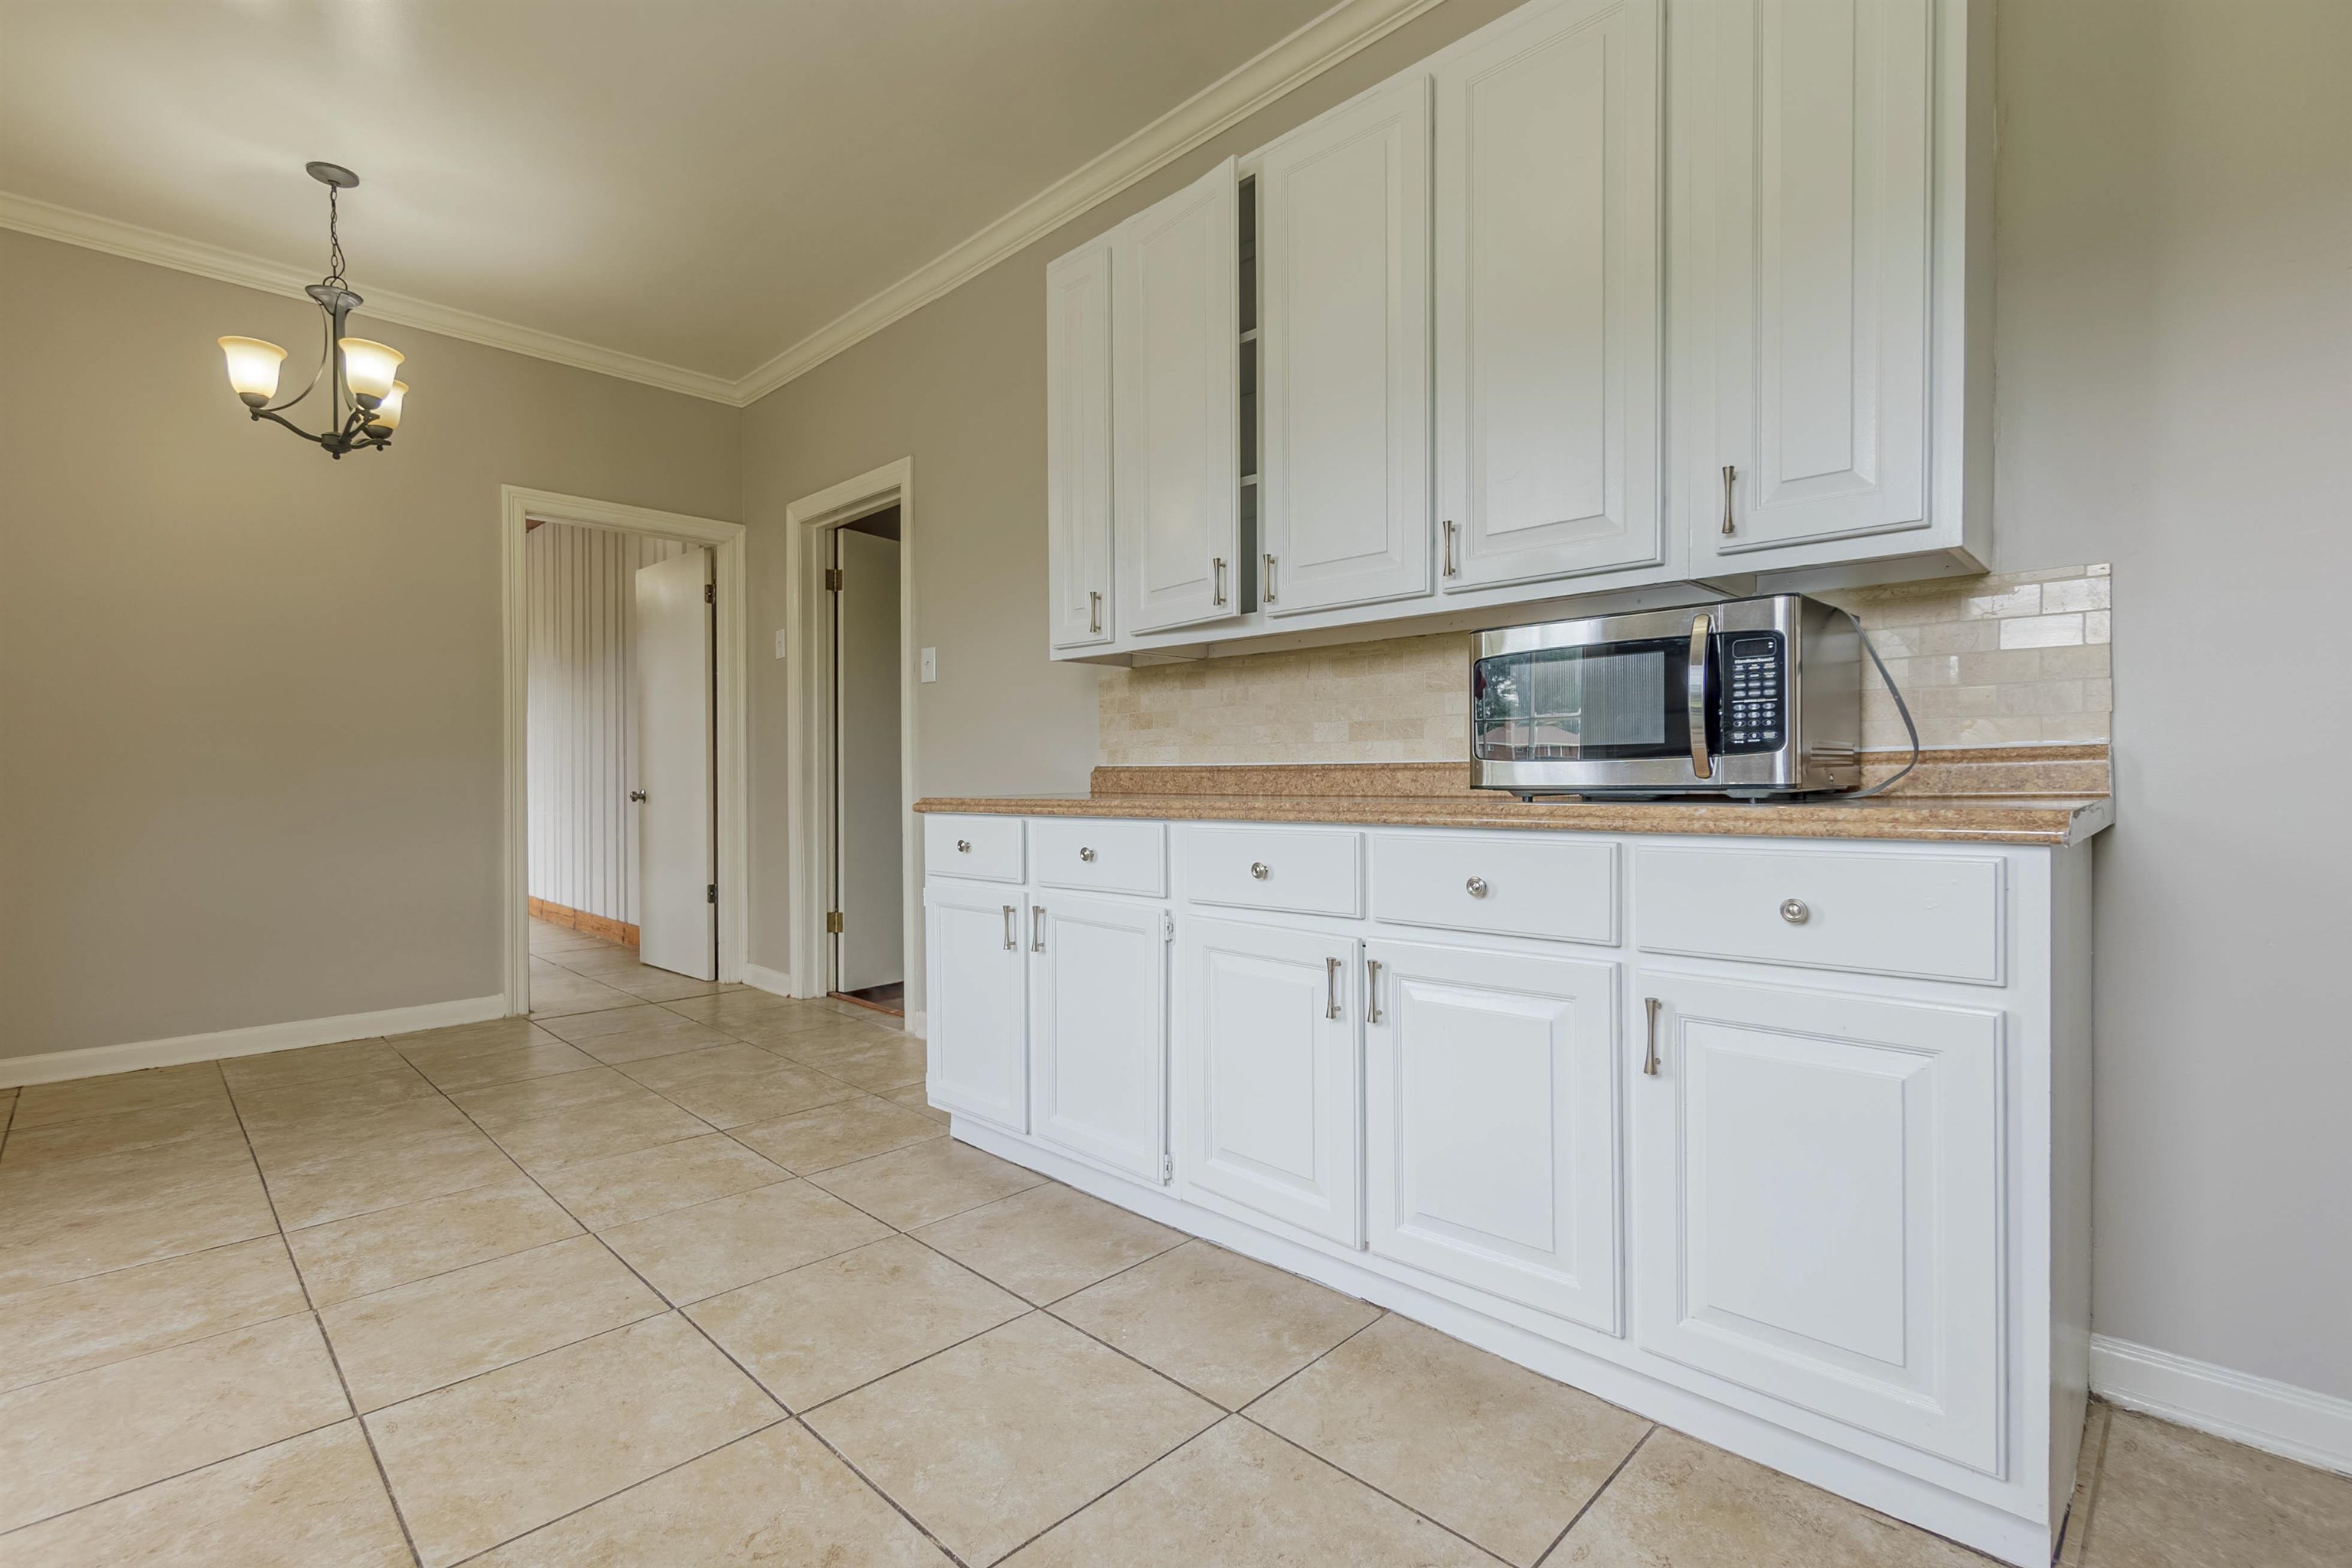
[0,1413,364,1544]
[979,1410,1233,1566]
[1238,1413,1518,1566]
[1532,1420,1654,1566]
[792,1413,977,1568]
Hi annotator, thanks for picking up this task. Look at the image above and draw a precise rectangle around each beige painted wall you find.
[738,0,2352,1400]
[0,231,740,1058]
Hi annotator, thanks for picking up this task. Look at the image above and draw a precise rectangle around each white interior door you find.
[1030,893,1167,1181]
[1433,0,1661,590]
[1258,74,1432,616]
[835,527,903,993]
[635,549,714,980]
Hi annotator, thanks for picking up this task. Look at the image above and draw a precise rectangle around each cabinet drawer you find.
[1178,825,1361,917]
[1372,831,1616,946]
[1635,845,2002,985]
[1031,818,1167,897]
[923,814,1025,884]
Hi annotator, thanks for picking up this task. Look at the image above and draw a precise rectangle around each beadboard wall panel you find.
[526,521,693,924]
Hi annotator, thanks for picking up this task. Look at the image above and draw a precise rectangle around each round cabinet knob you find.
[1780,898,1810,925]
[956,839,972,854]
[1465,876,1488,898]
[629,790,647,803]
[1079,847,1096,863]
[1250,861,1270,881]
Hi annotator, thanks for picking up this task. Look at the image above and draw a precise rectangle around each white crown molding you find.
[728,0,1447,404]
[0,191,741,404]
[1,0,1444,409]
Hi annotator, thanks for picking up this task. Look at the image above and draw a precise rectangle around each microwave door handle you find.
[1687,612,1713,780]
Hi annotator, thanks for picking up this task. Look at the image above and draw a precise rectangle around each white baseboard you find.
[739,963,795,998]
[0,995,510,1088]
[2090,1334,2352,1475]
[904,1010,927,1040]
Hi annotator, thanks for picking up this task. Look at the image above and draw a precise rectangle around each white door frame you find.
[499,485,749,1015]
[783,457,922,1031]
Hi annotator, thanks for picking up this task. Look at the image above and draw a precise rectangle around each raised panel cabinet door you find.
[1046,239,1116,648]
[1631,972,2004,1473]
[1180,917,1361,1246]
[924,883,1027,1132]
[1029,894,1168,1182]
[1364,939,1620,1331]
[1434,0,1661,591]
[1114,157,1241,634]
[1258,74,1432,616]
[1693,0,1934,560]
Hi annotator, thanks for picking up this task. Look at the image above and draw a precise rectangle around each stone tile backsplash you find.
[1096,564,2112,764]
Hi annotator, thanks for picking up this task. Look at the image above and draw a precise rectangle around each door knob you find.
[629,790,648,802]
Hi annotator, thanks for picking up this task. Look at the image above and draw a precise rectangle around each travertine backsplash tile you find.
[1097,565,2113,764]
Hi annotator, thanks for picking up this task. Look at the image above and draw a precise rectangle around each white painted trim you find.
[903,1011,928,1042]
[782,459,922,1016]
[740,963,795,999]
[501,487,750,1017]
[2090,1334,2352,1476]
[0,995,506,1089]
[0,193,738,404]
[2,0,1442,407]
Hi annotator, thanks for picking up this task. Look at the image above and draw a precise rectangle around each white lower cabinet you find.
[1180,917,1362,1248]
[1364,939,1620,1332]
[923,880,1028,1132]
[1028,893,1168,1183]
[1631,971,2005,1473]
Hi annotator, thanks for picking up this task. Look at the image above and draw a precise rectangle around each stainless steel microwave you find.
[1470,595,1863,799]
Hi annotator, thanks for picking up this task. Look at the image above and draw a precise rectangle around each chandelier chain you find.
[324,184,348,292]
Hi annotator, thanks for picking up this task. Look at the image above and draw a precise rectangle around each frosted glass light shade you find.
[219,336,287,406]
[338,337,403,404]
[370,380,407,432]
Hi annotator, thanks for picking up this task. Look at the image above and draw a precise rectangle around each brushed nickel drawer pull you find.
[1031,905,1046,952]
[1366,959,1383,1024]
[1721,465,1738,536]
[1079,847,1096,863]
[956,839,972,854]
[1250,861,1269,880]
[1325,956,1343,1020]
[1643,996,1663,1076]
[1780,898,1810,925]
[1442,519,1459,577]
[1263,553,1278,603]
[1088,589,1102,635]
[1213,557,1227,607]
[1465,876,1488,899]
[1001,905,1016,950]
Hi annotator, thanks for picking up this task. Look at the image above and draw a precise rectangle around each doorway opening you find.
[829,506,904,1017]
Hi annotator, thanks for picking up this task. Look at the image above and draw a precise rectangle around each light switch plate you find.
[920,647,938,683]
[773,629,788,661]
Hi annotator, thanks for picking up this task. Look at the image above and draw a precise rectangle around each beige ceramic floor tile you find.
[0,1095,243,1169]
[11,1063,227,1129]
[0,1313,351,1532]
[533,1132,789,1229]
[466,1421,949,1567]
[0,1234,307,1394]
[658,989,808,1035]
[364,1312,779,1568]
[2077,1408,2352,1568]
[0,1420,410,1568]
[914,1181,1185,1305]
[689,1235,1027,1410]
[807,1311,1218,1566]
[1054,1241,1380,1409]
[534,1003,734,1064]
[391,1016,557,1058]
[615,1045,860,1128]
[403,1037,603,1093]
[528,962,637,1019]
[599,1179,890,1302]
[805,1136,1047,1229]
[732,1094,945,1174]
[321,1233,665,1411]
[1250,1313,1650,1565]
[450,1064,645,1123]
[1547,1427,1987,1568]
[1004,1415,1497,1568]
[228,1061,446,1134]
[285,1175,582,1306]
[241,1092,472,1161]
[254,1115,521,1230]
[0,1136,278,1295]
[219,1040,405,1093]
[887,1083,952,1124]
[789,1035,930,1093]
[593,963,726,1004]
[484,1095,716,1173]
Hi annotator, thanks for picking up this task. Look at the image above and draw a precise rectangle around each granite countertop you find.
[914,749,2115,848]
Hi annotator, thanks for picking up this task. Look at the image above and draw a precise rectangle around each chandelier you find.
[217,162,409,458]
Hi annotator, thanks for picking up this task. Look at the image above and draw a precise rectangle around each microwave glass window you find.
[1473,642,1685,760]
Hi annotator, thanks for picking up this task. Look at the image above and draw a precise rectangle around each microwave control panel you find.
[1724,632,1785,752]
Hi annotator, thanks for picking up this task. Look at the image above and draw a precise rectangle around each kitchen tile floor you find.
[1,922,2344,1566]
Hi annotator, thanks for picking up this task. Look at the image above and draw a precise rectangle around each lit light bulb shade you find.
[371,380,407,433]
[218,336,287,403]
[338,337,403,403]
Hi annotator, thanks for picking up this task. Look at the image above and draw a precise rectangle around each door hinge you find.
[824,568,844,593]
[1161,1153,1174,1184]
[707,884,717,904]
[704,581,714,603]
[825,910,844,934]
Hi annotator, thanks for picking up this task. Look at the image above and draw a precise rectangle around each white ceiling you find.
[0,0,1352,396]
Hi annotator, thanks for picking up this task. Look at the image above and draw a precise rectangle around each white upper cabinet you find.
[1044,239,1114,649]
[1257,76,1433,616]
[1433,0,1661,593]
[1114,157,1242,635]
[1680,0,1988,570]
